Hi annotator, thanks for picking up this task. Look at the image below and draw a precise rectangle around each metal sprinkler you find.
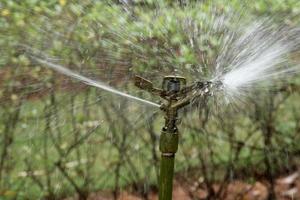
[134,75,220,200]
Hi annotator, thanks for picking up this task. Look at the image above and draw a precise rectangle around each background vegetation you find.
[0,0,300,199]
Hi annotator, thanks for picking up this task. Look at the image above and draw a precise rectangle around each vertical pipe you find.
[159,129,179,200]
[159,154,175,200]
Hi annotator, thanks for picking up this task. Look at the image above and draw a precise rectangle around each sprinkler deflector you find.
[134,75,216,200]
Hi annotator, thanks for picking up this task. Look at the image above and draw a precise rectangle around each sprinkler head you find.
[133,75,217,111]
[133,74,221,200]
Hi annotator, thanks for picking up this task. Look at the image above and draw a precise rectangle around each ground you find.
[66,171,300,200]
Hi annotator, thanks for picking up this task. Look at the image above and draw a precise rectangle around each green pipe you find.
[159,154,175,200]
[159,129,179,200]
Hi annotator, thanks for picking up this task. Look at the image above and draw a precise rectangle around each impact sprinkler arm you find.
[134,75,215,200]
[134,75,164,97]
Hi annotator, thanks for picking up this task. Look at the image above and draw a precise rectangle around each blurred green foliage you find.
[0,0,300,199]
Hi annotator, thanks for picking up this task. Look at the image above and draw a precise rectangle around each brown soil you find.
[68,171,300,200]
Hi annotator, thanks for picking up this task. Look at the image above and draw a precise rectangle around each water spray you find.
[30,57,160,108]
[134,75,221,200]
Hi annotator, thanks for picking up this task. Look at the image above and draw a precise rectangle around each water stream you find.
[32,57,160,108]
